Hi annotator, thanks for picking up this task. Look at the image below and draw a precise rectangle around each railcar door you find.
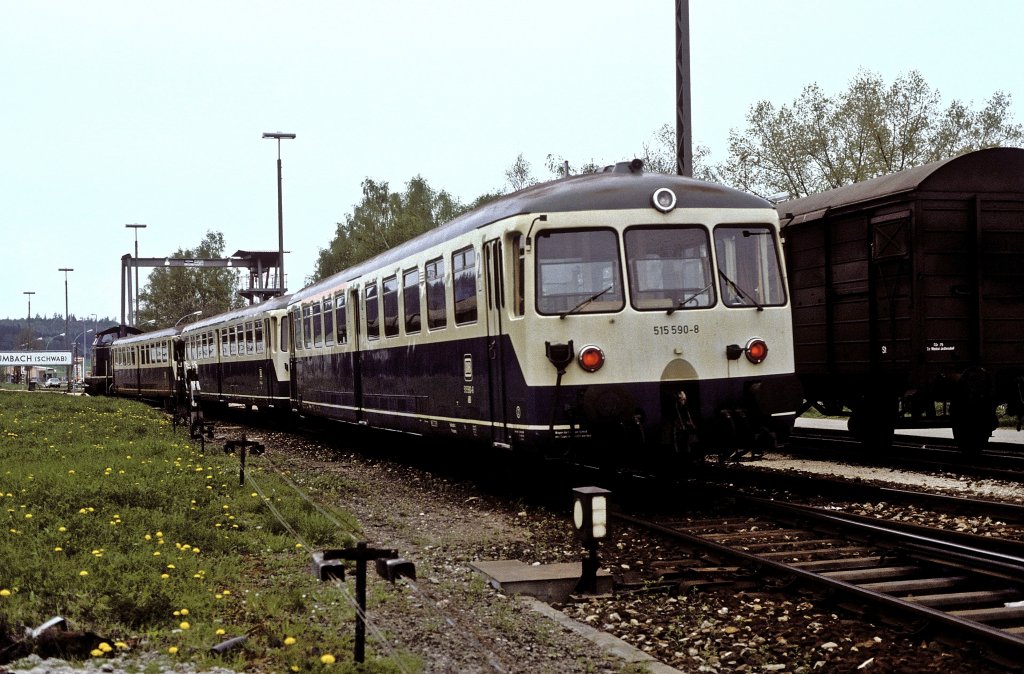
[484,238,510,447]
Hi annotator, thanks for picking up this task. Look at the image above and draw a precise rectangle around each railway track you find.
[614,496,1024,667]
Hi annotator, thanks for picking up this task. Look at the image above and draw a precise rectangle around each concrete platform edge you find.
[519,596,684,674]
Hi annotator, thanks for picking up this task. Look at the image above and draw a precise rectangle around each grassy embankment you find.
[0,392,409,673]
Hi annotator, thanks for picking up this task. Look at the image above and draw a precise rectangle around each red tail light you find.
[578,345,605,372]
[745,338,768,364]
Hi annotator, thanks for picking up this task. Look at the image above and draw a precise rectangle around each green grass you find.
[0,392,404,672]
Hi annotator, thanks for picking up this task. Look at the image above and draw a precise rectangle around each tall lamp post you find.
[58,267,74,390]
[74,329,94,383]
[262,132,295,294]
[125,223,147,325]
[22,291,35,385]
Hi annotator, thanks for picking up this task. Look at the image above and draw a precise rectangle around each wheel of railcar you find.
[951,367,995,452]
[847,395,895,452]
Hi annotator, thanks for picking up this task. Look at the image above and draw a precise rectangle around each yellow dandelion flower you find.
[53,546,62,552]
[115,641,128,650]
[98,642,112,653]
[167,646,178,655]
[320,653,336,664]
[0,589,11,597]
[180,608,189,616]
[179,621,190,630]
[58,526,66,532]
[284,636,296,646]
[215,629,225,636]
[90,648,104,657]
[291,666,299,672]
[24,513,32,519]
[160,574,169,579]
[79,570,89,576]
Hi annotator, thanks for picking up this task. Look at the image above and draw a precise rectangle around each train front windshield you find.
[536,225,785,313]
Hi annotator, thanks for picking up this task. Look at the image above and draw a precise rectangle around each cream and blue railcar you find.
[180,294,292,412]
[286,162,801,463]
[110,327,180,400]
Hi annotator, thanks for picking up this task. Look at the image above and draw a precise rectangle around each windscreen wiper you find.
[560,285,613,319]
[718,270,763,311]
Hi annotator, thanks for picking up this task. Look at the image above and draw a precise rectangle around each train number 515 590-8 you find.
[653,324,699,336]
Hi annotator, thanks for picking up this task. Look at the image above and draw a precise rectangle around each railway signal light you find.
[573,486,611,595]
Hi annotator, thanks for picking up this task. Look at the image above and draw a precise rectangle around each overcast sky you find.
[2,0,1021,323]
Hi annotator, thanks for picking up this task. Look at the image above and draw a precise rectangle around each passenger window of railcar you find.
[383,275,399,337]
[302,305,313,349]
[713,226,787,308]
[291,308,303,351]
[452,246,477,325]
[625,226,715,311]
[312,303,323,347]
[255,320,265,354]
[335,294,347,345]
[535,229,624,315]
[365,282,380,340]
[426,257,447,330]
[221,331,229,358]
[403,268,421,333]
[229,326,237,356]
[323,297,334,346]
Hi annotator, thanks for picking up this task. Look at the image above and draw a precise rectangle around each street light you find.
[262,132,295,294]
[174,310,202,327]
[74,329,94,382]
[125,224,147,325]
[23,288,35,383]
[23,291,35,343]
[58,268,74,389]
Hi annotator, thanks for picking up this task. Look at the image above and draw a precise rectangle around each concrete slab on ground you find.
[470,559,612,603]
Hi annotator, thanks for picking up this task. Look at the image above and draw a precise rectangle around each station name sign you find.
[0,351,73,366]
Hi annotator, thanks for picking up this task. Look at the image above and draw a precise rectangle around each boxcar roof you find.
[777,147,1024,227]
[290,166,772,304]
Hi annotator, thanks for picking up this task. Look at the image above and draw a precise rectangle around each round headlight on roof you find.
[652,187,677,213]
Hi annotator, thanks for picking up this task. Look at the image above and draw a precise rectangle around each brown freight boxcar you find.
[777,147,1024,450]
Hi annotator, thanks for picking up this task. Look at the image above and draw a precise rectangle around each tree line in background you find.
[135,68,1022,322]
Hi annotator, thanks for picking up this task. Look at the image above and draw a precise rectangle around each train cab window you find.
[452,246,477,325]
[302,305,313,349]
[312,302,323,347]
[383,275,399,337]
[323,297,335,346]
[403,268,421,333]
[625,226,714,311]
[335,294,347,345]
[536,229,624,316]
[713,225,787,308]
[426,257,447,330]
[365,282,380,341]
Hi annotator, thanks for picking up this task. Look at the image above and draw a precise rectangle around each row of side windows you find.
[113,341,169,367]
[185,321,266,361]
[292,245,478,351]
